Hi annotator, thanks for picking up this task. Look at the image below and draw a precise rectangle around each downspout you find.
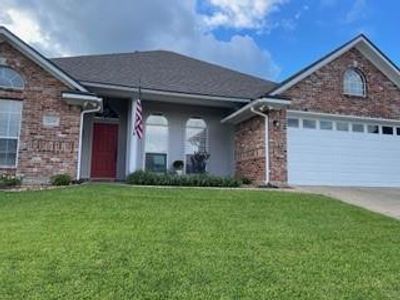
[77,102,102,180]
[250,107,270,185]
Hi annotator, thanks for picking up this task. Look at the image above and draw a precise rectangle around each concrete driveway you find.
[296,186,400,219]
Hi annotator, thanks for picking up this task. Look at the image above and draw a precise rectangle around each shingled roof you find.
[52,50,277,100]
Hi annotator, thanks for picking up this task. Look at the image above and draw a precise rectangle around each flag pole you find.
[138,78,142,100]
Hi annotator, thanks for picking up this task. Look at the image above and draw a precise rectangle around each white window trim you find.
[0,99,23,169]
[288,113,400,139]
[143,114,169,172]
[183,117,209,174]
[0,66,25,91]
[343,68,367,98]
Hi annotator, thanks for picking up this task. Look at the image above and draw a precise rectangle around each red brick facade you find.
[268,109,287,184]
[235,47,400,186]
[235,116,266,183]
[0,42,81,184]
[284,48,400,118]
[234,109,287,185]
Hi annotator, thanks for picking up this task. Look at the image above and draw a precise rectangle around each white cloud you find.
[0,0,281,79]
[201,0,288,29]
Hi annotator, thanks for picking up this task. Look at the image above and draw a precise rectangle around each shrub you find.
[0,174,22,188]
[241,177,253,185]
[126,171,242,188]
[51,174,72,186]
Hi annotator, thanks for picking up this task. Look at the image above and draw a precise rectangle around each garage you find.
[287,112,400,187]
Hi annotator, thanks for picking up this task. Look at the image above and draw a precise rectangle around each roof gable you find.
[269,35,400,96]
[0,26,88,92]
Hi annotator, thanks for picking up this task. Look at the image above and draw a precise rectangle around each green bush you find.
[51,174,72,186]
[126,171,242,188]
[241,177,253,185]
[0,174,22,188]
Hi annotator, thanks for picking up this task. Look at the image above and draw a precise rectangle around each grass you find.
[0,184,399,299]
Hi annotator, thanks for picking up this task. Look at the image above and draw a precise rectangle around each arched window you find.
[185,118,208,174]
[0,67,24,90]
[343,68,366,97]
[144,114,168,172]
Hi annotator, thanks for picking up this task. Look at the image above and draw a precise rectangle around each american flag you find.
[134,99,144,139]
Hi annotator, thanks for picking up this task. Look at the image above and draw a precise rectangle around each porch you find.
[79,90,238,181]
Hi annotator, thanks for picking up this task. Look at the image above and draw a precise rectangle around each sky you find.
[0,0,398,82]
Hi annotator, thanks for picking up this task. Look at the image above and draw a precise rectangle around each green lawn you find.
[0,184,399,299]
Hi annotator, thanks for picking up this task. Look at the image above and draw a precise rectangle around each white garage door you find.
[288,113,400,187]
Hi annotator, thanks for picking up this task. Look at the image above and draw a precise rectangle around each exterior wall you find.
[234,47,400,186]
[234,116,265,183]
[234,110,287,185]
[283,48,400,119]
[136,101,235,177]
[268,109,287,184]
[0,42,81,184]
[81,98,128,180]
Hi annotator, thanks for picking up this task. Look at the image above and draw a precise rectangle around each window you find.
[144,115,168,172]
[0,67,24,90]
[352,123,364,133]
[367,125,379,134]
[397,128,400,136]
[303,119,316,129]
[320,120,333,130]
[288,118,299,128]
[185,118,208,174]
[343,69,366,97]
[336,122,349,132]
[382,126,394,135]
[0,100,23,167]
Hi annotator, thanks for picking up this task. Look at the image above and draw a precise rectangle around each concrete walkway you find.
[295,186,400,220]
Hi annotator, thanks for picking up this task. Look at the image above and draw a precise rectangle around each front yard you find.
[0,184,399,299]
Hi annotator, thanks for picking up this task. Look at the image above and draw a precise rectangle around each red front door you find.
[91,123,119,179]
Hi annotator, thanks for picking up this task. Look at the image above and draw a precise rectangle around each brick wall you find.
[268,109,287,184]
[283,48,400,118]
[0,42,81,184]
[234,46,400,186]
[234,110,287,185]
[234,116,265,183]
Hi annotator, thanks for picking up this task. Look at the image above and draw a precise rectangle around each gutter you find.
[222,96,291,185]
[80,81,251,104]
[250,107,270,184]
[221,97,291,124]
[76,101,102,181]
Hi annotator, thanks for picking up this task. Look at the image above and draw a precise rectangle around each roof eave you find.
[221,97,291,124]
[81,81,252,104]
[62,91,102,107]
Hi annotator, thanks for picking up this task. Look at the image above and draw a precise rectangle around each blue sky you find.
[199,0,400,80]
[1,0,399,82]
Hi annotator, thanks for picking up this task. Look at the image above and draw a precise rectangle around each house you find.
[1,26,400,187]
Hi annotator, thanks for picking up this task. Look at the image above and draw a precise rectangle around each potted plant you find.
[191,151,210,174]
[172,160,184,175]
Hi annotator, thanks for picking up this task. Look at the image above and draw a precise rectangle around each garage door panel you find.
[288,116,400,187]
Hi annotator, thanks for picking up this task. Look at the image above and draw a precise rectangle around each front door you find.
[91,123,119,179]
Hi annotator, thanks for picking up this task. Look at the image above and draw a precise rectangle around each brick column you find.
[234,109,288,186]
[268,109,288,185]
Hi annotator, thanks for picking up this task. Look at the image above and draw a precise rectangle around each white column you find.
[126,98,138,175]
